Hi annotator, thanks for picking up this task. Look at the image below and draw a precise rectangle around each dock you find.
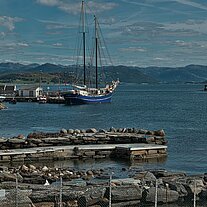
[0,143,167,163]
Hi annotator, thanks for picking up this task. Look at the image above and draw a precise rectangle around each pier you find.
[0,143,167,163]
[0,127,167,163]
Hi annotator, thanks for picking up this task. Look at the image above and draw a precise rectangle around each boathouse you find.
[18,86,43,98]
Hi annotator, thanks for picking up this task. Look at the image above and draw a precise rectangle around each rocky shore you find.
[0,102,7,110]
[0,128,166,149]
[0,164,206,207]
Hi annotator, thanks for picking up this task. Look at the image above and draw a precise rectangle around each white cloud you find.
[36,0,59,6]
[52,42,62,47]
[0,16,23,31]
[36,0,117,14]
[120,47,146,52]
[174,0,207,11]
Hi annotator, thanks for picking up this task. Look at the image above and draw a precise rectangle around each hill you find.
[0,62,207,84]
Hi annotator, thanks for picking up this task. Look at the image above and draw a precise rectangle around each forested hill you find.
[0,62,207,84]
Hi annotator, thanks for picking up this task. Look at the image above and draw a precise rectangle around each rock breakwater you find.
[0,164,206,207]
[0,128,166,149]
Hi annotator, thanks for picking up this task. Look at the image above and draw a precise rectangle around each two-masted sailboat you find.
[62,1,119,104]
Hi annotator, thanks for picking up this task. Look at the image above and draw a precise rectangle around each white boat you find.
[62,1,119,105]
[37,96,47,104]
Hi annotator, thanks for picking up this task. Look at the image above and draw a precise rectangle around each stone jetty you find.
[0,164,206,207]
[0,128,167,162]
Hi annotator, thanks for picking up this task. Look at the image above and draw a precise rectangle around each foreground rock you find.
[0,166,206,207]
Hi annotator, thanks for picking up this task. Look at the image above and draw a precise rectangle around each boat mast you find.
[81,1,86,86]
[95,15,98,89]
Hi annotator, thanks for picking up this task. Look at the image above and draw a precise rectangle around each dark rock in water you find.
[154,129,165,137]
[109,127,116,132]
[86,128,97,133]
[60,128,67,134]
[99,129,107,133]
[139,129,148,134]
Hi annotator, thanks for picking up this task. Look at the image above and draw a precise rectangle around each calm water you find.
[0,83,207,174]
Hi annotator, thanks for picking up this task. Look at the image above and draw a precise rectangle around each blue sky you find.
[1,0,207,67]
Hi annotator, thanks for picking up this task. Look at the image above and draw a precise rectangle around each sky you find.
[1,0,207,67]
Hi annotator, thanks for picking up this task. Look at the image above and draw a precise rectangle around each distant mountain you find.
[139,64,207,83]
[0,62,207,83]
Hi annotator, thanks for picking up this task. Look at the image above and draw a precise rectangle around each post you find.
[165,183,169,204]
[155,179,158,207]
[193,180,196,207]
[109,173,113,207]
[15,175,18,207]
[59,176,63,207]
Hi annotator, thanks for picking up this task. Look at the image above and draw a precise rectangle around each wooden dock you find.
[0,143,167,163]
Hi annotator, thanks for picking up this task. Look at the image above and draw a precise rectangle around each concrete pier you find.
[0,143,167,163]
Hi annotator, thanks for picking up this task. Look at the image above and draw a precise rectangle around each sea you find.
[0,83,207,175]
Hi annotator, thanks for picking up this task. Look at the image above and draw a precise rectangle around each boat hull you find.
[63,92,112,105]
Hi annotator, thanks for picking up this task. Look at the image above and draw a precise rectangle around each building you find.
[0,84,17,95]
[18,86,43,98]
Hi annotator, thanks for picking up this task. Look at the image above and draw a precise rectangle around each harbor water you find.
[0,83,207,174]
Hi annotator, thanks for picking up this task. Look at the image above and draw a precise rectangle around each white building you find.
[18,86,43,98]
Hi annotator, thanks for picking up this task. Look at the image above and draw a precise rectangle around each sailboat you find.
[62,1,119,105]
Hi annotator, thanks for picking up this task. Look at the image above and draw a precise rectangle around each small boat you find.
[0,96,6,102]
[38,96,47,104]
[204,85,207,91]
[62,1,119,105]
[9,98,17,104]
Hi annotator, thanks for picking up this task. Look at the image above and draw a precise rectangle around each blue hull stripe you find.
[64,93,112,104]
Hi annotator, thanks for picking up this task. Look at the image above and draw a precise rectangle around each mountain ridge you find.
[0,62,207,84]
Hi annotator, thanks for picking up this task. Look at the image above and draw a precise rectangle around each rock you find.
[0,138,7,143]
[67,200,78,207]
[134,171,156,181]
[86,128,97,133]
[34,202,55,207]
[17,134,25,139]
[111,185,142,202]
[20,165,29,172]
[68,129,74,134]
[0,103,7,110]
[74,129,81,134]
[8,138,25,144]
[81,129,86,133]
[154,129,165,137]
[109,127,116,132]
[60,128,67,134]
[28,164,36,171]
[138,129,148,134]
[99,129,107,133]
[0,172,17,182]
[144,187,179,203]
[146,130,154,135]
[42,166,49,172]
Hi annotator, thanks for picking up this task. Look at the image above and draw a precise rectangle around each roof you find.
[18,85,42,91]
